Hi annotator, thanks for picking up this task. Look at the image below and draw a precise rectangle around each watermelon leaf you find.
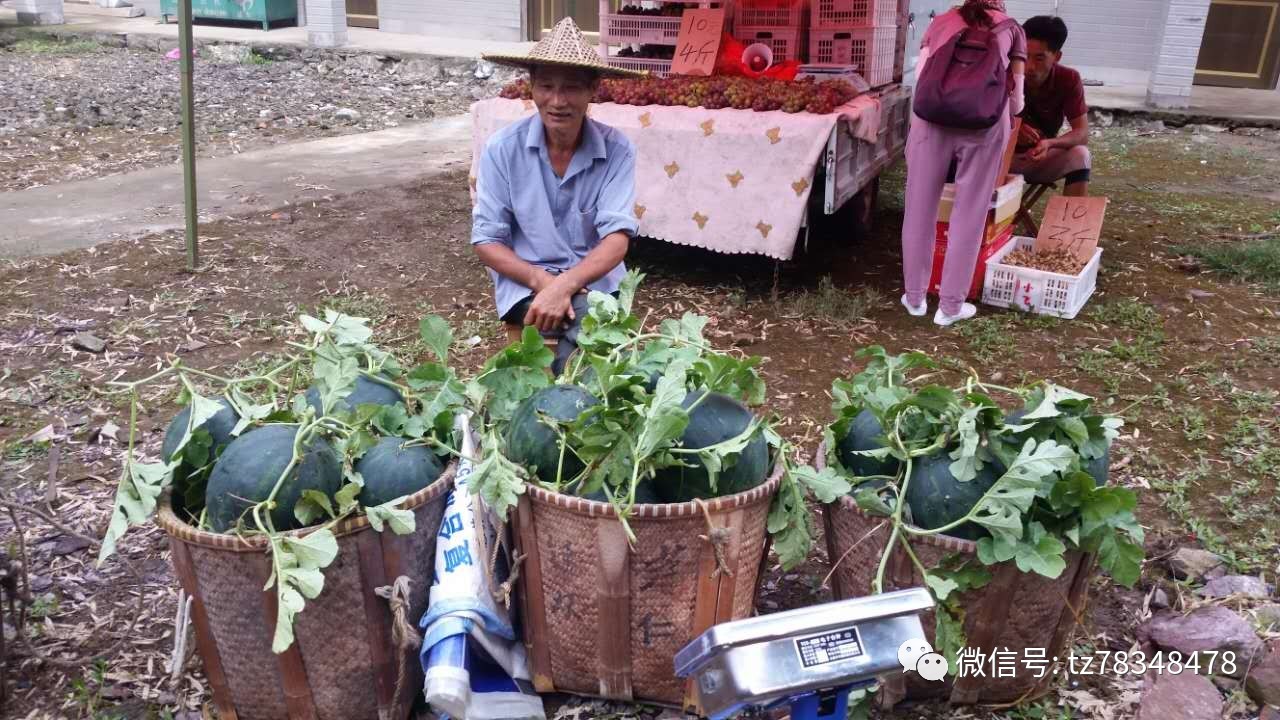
[969,439,1075,543]
[98,458,171,565]
[934,604,966,676]
[1011,521,1068,578]
[791,465,852,504]
[470,431,530,520]
[767,477,813,571]
[335,482,362,515]
[268,528,339,653]
[853,484,894,516]
[419,315,453,363]
[923,570,959,602]
[294,490,336,526]
[366,498,416,535]
[1096,532,1144,588]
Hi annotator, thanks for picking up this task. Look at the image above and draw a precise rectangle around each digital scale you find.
[674,588,934,720]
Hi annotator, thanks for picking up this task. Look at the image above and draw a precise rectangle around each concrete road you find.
[0,114,471,258]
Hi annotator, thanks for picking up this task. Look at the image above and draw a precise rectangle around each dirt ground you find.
[1,120,1279,719]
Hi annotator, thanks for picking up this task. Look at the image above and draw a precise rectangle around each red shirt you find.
[1021,64,1088,139]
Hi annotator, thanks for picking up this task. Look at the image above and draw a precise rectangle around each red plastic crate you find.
[929,225,1015,300]
[734,25,808,63]
[736,0,807,28]
[812,0,897,28]
[809,26,896,86]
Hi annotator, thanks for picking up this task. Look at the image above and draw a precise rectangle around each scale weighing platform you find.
[674,588,934,720]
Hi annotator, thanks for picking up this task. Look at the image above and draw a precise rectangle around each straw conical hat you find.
[484,17,644,78]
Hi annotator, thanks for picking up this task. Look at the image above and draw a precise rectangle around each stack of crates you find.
[600,0,732,76]
[733,0,809,64]
[807,0,898,86]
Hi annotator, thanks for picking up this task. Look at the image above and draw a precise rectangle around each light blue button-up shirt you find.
[472,113,639,319]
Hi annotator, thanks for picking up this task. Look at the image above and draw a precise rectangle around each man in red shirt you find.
[1012,16,1091,196]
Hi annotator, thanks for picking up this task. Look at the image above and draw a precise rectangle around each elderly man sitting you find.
[474,18,642,375]
[1012,15,1092,196]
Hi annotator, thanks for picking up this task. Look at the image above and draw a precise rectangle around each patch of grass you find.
[1173,236,1280,289]
[244,49,272,65]
[1089,297,1159,329]
[781,276,881,328]
[11,34,101,54]
[3,439,50,462]
[1178,407,1210,442]
[955,316,1015,365]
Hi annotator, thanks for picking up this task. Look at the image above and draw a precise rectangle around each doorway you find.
[530,0,601,39]
[346,0,378,28]
[1194,0,1280,89]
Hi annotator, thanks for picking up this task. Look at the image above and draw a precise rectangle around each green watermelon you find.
[835,409,900,479]
[304,375,403,416]
[904,451,999,541]
[205,424,341,532]
[354,436,444,507]
[160,398,240,464]
[652,391,769,503]
[505,385,599,485]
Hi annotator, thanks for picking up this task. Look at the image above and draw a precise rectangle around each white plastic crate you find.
[600,12,685,45]
[735,25,808,63]
[981,236,1102,319]
[809,26,896,86]
[605,55,672,76]
[737,0,807,28]
[812,0,897,28]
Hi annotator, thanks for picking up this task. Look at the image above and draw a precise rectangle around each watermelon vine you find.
[821,346,1144,678]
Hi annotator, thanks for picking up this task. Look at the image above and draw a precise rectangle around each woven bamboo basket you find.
[157,462,456,720]
[511,463,783,712]
[816,444,1095,707]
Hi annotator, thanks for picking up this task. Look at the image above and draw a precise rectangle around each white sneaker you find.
[901,294,927,317]
[934,303,977,327]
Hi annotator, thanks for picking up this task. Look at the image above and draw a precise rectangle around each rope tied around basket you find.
[375,576,420,704]
[695,498,734,580]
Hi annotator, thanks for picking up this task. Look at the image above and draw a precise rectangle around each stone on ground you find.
[1168,547,1226,582]
[1198,575,1272,599]
[1140,606,1264,677]
[1246,644,1280,708]
[1137,671,1222,720]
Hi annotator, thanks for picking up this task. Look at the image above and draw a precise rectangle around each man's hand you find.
[1027,139,1052,162]
[523,275,578,332]
[1018,123,1043,150]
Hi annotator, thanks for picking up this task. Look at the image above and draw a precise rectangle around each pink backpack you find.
[913,18,1017,129]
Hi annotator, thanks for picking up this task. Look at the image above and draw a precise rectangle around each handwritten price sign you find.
[670,7,725,77]
[1034,196,1109,264]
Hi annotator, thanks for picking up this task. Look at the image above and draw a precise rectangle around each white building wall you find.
[1147,0,1211,107]
[378,0,523,42]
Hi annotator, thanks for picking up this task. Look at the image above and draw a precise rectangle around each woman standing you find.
[900,0,1026,326]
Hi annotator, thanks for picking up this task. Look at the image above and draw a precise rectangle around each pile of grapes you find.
[498,75,859,114]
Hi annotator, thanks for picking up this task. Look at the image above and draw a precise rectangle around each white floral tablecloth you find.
[469,96,882,260]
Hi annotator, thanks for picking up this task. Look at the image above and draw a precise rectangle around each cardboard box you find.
[929,225,1016,301]
[936,217,1015,248]
[937,174,1025,224]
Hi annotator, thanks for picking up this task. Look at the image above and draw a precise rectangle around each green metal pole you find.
[178,0,199,271]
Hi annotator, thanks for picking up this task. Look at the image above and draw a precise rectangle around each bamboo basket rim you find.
[156,460,458,551]
[524,460,783,519]
[816,440,978,554]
